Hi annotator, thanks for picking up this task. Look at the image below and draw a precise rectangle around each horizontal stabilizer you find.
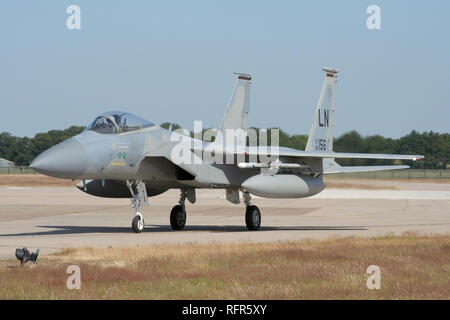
[322,157,410,174]
[324,164,410,174]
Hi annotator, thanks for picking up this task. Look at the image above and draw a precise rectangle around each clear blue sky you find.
[1,1,449,138]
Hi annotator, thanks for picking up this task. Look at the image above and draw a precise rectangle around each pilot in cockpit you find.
[87,111,154,134]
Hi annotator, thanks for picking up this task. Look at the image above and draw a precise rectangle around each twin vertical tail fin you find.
[305,67,419,174]
[219,73,251,147]
[305,67,338,152]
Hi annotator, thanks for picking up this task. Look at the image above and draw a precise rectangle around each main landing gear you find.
[127,180,149,233]
[170,189,196,230]
[243,191,261,231]
[126,183,259,232]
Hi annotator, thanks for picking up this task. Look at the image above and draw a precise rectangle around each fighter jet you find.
[30,68,423,233]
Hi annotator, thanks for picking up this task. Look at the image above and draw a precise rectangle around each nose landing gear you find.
[132,214,145,233]
[127,180,148,233]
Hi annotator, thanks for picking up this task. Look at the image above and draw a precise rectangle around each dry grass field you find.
[0,233,448,299]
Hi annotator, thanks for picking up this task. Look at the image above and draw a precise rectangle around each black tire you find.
[245,205,261,231]
[131,215,145,233]
[170,205,186,230]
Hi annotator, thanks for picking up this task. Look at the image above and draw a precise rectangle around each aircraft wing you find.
[192,145,423,161]
[239,146,424,161]
[244,147,422,174]
[191,144,422,175]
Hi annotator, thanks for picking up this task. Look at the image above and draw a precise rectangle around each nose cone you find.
[30,139,87,179]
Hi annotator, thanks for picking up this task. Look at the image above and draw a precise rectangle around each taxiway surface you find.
[0,180,449,258]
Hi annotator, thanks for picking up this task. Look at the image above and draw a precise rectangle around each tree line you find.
[0,125,448,169]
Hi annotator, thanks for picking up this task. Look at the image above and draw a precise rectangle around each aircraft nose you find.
[30,139,87,179]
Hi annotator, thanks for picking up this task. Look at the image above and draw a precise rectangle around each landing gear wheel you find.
[245,205,261,231]
[170,205,186,230]
[132,215,145,233]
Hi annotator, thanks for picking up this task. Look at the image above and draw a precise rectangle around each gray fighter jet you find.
[30,68,423,232]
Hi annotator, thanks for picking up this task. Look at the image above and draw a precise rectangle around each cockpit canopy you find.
[87,111,154,134]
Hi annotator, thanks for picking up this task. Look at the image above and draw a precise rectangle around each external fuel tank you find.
[242,174,325,198]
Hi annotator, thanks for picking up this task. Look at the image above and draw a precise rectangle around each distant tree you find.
[160,122,182,131]
[247,127,308,149]
[360,134,396,166]
[290,134,308,151]
[334,131,366,166]
[396,130,449,169]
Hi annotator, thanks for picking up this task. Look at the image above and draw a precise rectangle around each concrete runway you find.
[0,180,449,259]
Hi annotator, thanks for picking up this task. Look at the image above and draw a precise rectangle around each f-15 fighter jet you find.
[30,68,423,232]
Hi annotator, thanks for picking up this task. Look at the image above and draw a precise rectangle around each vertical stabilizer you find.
[305,67,338,152]
[220,73,252,147]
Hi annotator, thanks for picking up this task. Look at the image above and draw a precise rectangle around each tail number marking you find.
[315,139,327,151]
